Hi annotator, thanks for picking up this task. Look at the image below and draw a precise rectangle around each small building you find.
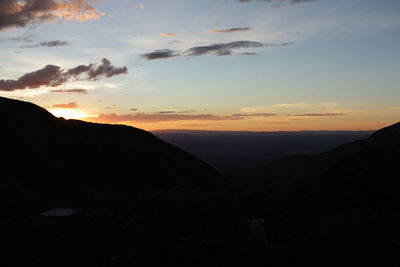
[40,208,91,217]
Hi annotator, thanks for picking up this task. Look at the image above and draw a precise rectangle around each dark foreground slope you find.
[244,122,400,266]
[0,97,256,267]
[0,97,228,210]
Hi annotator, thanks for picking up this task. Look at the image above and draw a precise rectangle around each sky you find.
[0,0,399,131]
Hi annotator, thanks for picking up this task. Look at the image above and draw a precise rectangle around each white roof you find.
[40,208,75,216]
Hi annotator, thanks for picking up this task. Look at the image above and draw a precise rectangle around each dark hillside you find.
[234,124,399,194]
[0,96,229,210]
[243,122,400,266]
[0,97,254,267]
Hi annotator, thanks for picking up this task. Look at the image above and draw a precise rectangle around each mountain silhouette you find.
[235,122,400,194]
[239,122,400,266]
[0,97,230,210]
[0,96,254,267]
[2,96,399,266]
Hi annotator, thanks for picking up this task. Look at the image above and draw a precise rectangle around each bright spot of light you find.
[48,108,89,120]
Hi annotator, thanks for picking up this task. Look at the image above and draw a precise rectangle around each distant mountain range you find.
[154,129,373,175]
[233,122,400,194]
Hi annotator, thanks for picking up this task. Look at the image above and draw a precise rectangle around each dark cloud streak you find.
[186,41,293,57]
[141,41,293,60]
[186,41,264,56]
[141,49,179,60]
[0,36,35,43]
[20,40,69,48]
[241,52,257,56]
[212,27,251,34]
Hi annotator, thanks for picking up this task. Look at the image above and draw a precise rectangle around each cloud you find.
[240,103,355,118]
[292,113,348,117]
[135,3,144,9]
[242,103,345,113]
[141,49,179,60]
[186,41,264,56]
[159,33,177,37]
[169,40,182,45]
[239,0,317,4]
[20,40,69,48]
[186,41,292,57]
[0,58,127,91]
[52,102,78,109]
[87,113,237,123]
[141,41,293,60]
[86,58,128,80]
[231,113,276,117]
[156,110,196,114]
[212,27,251,34]
[85,112,277,123]
[266,42,294,47]
[0,35,36,43]
[39,40,69,47]
[0,0,105,31]
[241,52,257,56]
[49,88,88,94]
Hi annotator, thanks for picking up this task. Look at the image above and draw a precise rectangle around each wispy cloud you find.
[140,41,293,60]
[87,113,236,123]
[20,40,69,48]
[0,0,106,31]
[0,35,37,43]
[292,113,347,117]
[85,112,277,123]
[186,41,264,56]
[141,49,179,60]
[240,103,357,117]
[159,33,177,37]
[212,27,251,34]
[0,58,127,91]
[186,41,293,56]
[238,0,318,4]
[231,113,276,117]
[52,102,78,109]
[49,89,88,94]
[156,110,196,114]
[135,3,144,9]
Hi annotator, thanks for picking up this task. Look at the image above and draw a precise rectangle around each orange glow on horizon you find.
[48,108,89,120]
[80,117,395,132]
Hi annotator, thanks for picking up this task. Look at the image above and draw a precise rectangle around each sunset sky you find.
[0,0,399,131]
